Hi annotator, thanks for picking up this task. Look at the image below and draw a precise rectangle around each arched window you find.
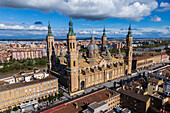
[73,43,75,48]
[70,43,72,49]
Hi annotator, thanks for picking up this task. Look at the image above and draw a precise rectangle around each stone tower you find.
[101,27,107,51]
[125,24,133,75]
[46,21,56,71]
[66,19,79,93]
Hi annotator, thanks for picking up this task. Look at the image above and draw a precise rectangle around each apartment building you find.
[132,52,169,71]
[0,70,58,112]
[11,49,42,60]
[118,88,150,113]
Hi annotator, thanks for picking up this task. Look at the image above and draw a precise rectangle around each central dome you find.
[87,43,99,50]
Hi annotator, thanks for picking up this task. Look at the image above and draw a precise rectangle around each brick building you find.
[118,89,150,113]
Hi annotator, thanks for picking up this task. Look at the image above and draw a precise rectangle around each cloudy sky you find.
[0,0,170,39]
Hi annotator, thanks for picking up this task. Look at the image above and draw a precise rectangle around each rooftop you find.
[118,89,150,102]
[42,88,119,113]
[148,78,160,84]
[88,101,107,109]
[0,75,57,92]
[133,51,165,61]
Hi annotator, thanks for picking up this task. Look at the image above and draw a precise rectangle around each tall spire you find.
[127,23,132,37]
[47,20,53,36]
[68,14,75,36]
[103,26,106,37]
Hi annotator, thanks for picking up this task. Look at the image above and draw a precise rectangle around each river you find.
[151,45,168,50]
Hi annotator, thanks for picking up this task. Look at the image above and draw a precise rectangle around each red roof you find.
[42,88,119,113]
[41,104,66,113]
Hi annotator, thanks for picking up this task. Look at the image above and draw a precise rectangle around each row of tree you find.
[0,57,47,72]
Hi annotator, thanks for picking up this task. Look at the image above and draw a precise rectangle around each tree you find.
[120,48,125,52]
[13,106,18,111]
[109,48,117,54]
[48,96,54,102]
[39,99,43,103]
[7,110,11,113]
[79,48,86,52]
[58,92,63,97]
[27,60,33,66]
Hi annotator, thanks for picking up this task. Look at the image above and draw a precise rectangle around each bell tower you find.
[46,21,56,71]
[101,27,107,51]
[125,23,133,75]
[66,18,79,92]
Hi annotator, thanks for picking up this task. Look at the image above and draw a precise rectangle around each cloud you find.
[34,21,43,25]
[160,2,170,7]
[0,24,47,30]
[157,2,170,12]
[0,0,158,21]
[150,15,162,22]
[0,22,170,38]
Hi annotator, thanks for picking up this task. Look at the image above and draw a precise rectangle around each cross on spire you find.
[47,20,53,36]
[127,22,132,37]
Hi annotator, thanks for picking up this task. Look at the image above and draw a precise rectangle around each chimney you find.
[73,103,78,108]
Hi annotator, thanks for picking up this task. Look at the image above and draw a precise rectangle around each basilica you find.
[46,19,133,94]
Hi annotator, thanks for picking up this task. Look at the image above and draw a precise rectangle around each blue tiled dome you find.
[87,43,99,50]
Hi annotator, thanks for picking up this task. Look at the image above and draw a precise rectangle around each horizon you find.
[0,0,170,39]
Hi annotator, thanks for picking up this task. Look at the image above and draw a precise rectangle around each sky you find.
[0,0,170,39]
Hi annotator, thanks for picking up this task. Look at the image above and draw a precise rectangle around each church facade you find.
[46,19,133,93]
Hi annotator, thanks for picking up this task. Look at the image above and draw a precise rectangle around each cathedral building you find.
[47,19,133,94]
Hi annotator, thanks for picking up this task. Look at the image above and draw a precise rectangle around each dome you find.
[87,43,99,50]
